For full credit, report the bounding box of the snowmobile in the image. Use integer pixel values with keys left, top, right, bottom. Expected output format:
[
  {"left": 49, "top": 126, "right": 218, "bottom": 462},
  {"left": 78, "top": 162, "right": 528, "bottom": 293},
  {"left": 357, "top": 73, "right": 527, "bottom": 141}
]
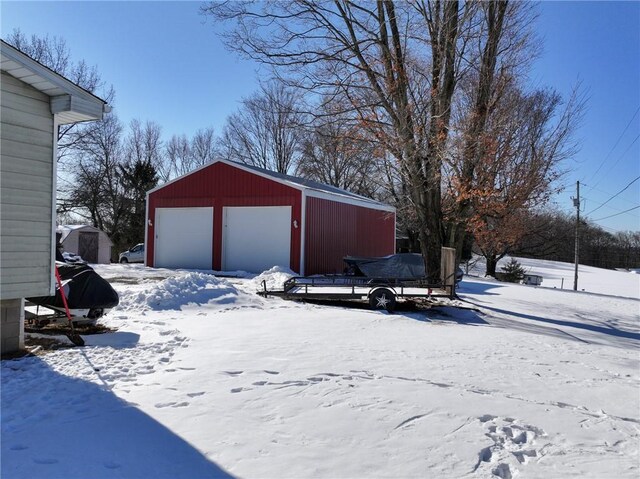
[
  {"left": 26, "top": 261, "right": 119, "bottom": 325},
  {"left": 343, "top": 253, "right": 464, "bottom": 284}
]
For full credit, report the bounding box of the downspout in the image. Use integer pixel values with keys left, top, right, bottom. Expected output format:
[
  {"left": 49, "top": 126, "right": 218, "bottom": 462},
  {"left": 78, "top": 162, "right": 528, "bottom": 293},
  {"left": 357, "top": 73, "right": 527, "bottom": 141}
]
[
  {"left": 144, "top": 191, "right": 150, "bottom": 267},
  {"left": 300, "top": 190, "right": 306, "bottom": 276},
  {"left": 50, "top": 115, "right": 59, "bottom": 295}
]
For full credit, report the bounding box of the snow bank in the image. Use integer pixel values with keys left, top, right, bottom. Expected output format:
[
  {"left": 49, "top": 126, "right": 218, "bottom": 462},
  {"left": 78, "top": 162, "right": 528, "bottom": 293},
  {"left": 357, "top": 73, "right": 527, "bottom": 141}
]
[
  {"left": 250, "top": 266, "right": 296, "bottom": 292},
  {"left": 116, "top": 272, "right": 238, "bottom": 311}
]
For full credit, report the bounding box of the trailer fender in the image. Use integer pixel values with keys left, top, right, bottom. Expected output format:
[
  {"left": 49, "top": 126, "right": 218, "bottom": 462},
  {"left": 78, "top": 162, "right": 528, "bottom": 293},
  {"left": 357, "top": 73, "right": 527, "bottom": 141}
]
[{"left": 368, "top": 287, "right": 396, "bottom": 312}]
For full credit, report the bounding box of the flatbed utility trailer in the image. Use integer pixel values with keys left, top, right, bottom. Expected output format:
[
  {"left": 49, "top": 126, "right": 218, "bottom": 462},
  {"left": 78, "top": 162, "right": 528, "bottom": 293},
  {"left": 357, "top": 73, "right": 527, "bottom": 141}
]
[{"left": 258, "top": 275, "right": 455, "bottom": 312}]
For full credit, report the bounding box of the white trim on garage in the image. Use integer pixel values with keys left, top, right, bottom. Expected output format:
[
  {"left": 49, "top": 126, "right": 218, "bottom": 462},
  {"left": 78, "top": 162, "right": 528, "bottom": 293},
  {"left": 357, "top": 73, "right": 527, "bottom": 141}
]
[{"left": 300, "top": 189, "right": 306, "bottom": 276}]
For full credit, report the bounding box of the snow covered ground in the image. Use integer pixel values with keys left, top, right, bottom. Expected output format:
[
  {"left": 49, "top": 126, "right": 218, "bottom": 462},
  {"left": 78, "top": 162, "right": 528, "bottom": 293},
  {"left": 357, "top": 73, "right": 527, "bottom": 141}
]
[{"left": 2, "top": 260, "right": 638, "bottom": 479}]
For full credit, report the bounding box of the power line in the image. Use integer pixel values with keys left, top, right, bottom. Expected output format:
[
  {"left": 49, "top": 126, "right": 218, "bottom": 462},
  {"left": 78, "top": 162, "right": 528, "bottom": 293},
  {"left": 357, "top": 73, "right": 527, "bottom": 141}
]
[
  {"left": 592, "top": 133, "right": 640, "bottom": 189},
  {"left": 591, "top": 205, "right": 640, "bottom": 222},
  {"left": 582, "top": 184, "right": 640, "bottom": 205},
  {"left": 583, "top": 197, "right": 637, "bottom": 216},
  {"left": 585, "top": 175, "right": 640, "bottom": 216},
  {"left": 586, "top": 105, "right": 640, "bottom": 184}
]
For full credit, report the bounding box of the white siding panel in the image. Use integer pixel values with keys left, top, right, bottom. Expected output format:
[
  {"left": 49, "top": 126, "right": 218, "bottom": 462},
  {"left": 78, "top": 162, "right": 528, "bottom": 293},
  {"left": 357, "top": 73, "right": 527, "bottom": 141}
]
[
  {"left": 0, "top": 236, "right": 51, "bottom": 251},
  {"left": 0, "top": 254, "right": 54, "bottom": 268},
  {"left": 1, "top": 187, "right": 51, "bottom": 206},
  {"left": 1, "top": 122, "right": 53, "bottom": 148},
  {"left": 2, "top": 280, "right": 50, "bottom": 300},
  {"left": 98, "top": 233, "right": 113, "bottom": 264},
  {"left": 1, "top": 171, "right": 53, "bottom": 192},
  {"left": 2, "top": 104, "right": 54, "bottom": 133},
  {"left": 1, "top": 137, "right": 54, "bottom": 162},
  {"left": 1, "top": 203, "right": 53, "bottom": 222},
  {"left": 0, "top": 154, "right": 53, "bottom": 178},
  {"left": 0, "top": 73, "right": 54, "bottom": 300},
  {"left": 1, "top": 220, "right": 51, "bottom": 237}
]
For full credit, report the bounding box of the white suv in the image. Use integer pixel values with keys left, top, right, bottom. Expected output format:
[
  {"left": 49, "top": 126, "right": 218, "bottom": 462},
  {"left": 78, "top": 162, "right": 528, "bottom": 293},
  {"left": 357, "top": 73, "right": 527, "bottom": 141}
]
[{"left": 119, "top": 243, "right": 144, "bottom": 263}]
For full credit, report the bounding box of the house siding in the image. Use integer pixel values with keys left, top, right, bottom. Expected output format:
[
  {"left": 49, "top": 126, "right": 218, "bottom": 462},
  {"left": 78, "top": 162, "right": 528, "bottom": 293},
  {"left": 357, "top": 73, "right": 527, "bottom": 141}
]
[
  {"left": 304, "top": 196, "right": 396, "bottom": 275},
  {"left": 147, "top": 162, "right": 302, "bottom": 271},
  {"left": 0, "top": 72, "right": 54, "bottom": 300}
]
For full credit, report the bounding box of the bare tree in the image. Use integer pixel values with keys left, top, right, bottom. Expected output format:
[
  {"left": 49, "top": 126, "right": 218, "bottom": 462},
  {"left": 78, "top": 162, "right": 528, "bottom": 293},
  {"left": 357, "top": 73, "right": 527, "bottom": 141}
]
[
  {"left": 163, "top": 128, "right": 218, "bottom": 180},
  {"left": 296, "top": 100, "right": 382, "bottom": 196},
  {"left": 191, "top": 127, "right": 217, "bottom": 166},
  {"left": 64, "top": 114, "right": 128, "bottom": 251},
  {"left": 122, "top": 120, "right": 163, "bottom": 245},
  {"left": 165, "top": 134, "right": 193, "bottom": 180},
  {"left": 218, "top": 82, "right": 303, "bottom": 174},
  {"left": 125, "top": 120, "right": 164, "bottom": 167},
  {"left": 202, "top": 0, "right": 476, "bottom": 279}
]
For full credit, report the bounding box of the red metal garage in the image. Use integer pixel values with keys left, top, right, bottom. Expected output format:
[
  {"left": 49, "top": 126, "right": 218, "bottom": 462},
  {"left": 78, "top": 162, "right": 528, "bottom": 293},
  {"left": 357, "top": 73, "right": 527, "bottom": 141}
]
[{"left": 145, "top": 159, "right": 395, "bottom": 275}]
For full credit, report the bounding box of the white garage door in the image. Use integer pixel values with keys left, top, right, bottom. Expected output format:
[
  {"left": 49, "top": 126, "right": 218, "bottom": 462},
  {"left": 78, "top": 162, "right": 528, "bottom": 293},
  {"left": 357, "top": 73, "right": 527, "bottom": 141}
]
[
  {"left": 223, "top": 206, "right": 291, "bottom": 273},
  {"left": 155, "top": 207, "right": 213, "bottom": 269}
]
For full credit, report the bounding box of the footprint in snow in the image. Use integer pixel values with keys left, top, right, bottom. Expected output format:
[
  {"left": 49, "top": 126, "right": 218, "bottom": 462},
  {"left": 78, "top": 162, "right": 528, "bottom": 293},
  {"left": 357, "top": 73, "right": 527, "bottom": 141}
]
[
  {"left": 231, "top": 387, "right": 251, "bottom": 393},
  {"left": 223, "top": 370, "right": 243, "bottom": 376},
  {"left": 10, "top": 444, "right": 28, "bottom": 451},
  {"left": 155, "top": 401, "right": 190, "bottom": 408},
  {"left": 33, "top": 458, "right": 59, "bottom": 465},
  {"left": 473, "top": 415, "right": 545, "bottom": 478},
  {"left": 187, "top": 391, "right": 206, "bottom": 397}
]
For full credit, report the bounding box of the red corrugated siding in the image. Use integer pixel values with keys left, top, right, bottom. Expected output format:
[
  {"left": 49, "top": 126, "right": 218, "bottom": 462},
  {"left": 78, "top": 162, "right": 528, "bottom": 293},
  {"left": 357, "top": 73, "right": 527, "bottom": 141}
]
[
  {"left": 305, "top": 196, "right": 395, "bottom": 275},
  {"left": 147, "top": 162, "right": 302, "bottom": 271}
]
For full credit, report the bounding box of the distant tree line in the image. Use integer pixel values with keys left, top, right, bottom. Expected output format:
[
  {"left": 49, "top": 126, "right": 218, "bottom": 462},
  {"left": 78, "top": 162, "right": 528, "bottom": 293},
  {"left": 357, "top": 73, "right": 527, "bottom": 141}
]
[{"left": 513, "top": 210, "right": 640, "bottom": 271}]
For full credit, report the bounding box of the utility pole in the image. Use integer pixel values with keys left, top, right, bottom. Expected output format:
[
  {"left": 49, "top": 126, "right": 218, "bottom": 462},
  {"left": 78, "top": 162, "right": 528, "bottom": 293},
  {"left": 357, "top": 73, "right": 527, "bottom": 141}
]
[{"left": 572, "top": 181, "right": 580, "bottom": 291}]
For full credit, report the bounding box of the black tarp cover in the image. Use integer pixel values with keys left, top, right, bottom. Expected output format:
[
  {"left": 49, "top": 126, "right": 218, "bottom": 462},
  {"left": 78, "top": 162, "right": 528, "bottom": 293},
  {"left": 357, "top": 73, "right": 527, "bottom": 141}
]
[
  {"left": 28, "top": 262, "right": 119, "bottom": 310},
  {"left": 343, "top": 253, "right": 426, "bottom": 279}
]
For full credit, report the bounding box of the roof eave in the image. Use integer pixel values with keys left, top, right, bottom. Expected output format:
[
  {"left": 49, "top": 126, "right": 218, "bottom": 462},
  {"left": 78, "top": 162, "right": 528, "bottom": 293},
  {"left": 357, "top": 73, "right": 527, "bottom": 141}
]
[{"left": 1, "top": 40, "right": 108, "bottom": 123}]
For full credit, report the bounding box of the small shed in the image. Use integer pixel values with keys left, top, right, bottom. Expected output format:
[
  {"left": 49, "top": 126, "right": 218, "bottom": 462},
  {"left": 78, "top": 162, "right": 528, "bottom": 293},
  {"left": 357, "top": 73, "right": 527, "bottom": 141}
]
[
  {"left": 145, "top": 159, "right": 395, "bottom": 275},
  {"left": 58, "top": 225, "right": 113, "bottom": 264},
  {"left": 522, "top": 274, "right": 543, "bottom": 286}
]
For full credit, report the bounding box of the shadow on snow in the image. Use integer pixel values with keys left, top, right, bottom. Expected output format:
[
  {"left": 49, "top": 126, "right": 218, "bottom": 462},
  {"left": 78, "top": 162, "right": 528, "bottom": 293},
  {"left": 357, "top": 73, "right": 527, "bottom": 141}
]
[
  {"left": 1, "top": 355, "right": 234, "bottom": 479},
  {"left": 465, "top": 301, "right": 639, "bottom": 350}
]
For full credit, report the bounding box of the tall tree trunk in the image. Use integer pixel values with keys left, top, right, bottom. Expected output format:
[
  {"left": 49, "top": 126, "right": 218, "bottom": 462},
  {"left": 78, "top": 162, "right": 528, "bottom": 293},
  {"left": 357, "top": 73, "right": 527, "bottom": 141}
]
[{"left": 485, "top": 254, "right": 498, "bottom": 277}]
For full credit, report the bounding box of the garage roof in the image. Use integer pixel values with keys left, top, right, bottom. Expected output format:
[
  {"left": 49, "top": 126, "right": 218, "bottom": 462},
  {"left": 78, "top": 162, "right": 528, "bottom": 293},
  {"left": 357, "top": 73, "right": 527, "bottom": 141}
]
[
  {"left": 149, "top": 159, "right": 395, "bottom": 212},
  {"left": 1, "top": 40, "right": 109, "bottom": 124}
]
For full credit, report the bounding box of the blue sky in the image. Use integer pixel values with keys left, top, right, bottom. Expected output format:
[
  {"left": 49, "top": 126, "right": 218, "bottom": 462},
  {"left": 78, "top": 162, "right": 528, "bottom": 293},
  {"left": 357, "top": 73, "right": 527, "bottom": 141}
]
[{"left": 2, "top": 1, "right": 639, "bottom": 232}]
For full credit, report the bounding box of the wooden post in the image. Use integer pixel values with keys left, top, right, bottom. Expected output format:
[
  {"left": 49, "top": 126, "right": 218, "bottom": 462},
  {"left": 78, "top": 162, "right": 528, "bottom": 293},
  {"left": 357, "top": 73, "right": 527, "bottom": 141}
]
[
  {"left": 573, "top": 181, "right": 580, "bottom": 291},
  {"left": 440, "top": 247, "right": 456, "bottom": 297}
]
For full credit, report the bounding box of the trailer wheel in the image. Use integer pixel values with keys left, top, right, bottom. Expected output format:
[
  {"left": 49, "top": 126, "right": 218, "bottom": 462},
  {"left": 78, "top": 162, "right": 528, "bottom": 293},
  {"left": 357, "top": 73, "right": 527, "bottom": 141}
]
[{"left": 369, "top": 288, "right": 396, "bottom": 312}]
